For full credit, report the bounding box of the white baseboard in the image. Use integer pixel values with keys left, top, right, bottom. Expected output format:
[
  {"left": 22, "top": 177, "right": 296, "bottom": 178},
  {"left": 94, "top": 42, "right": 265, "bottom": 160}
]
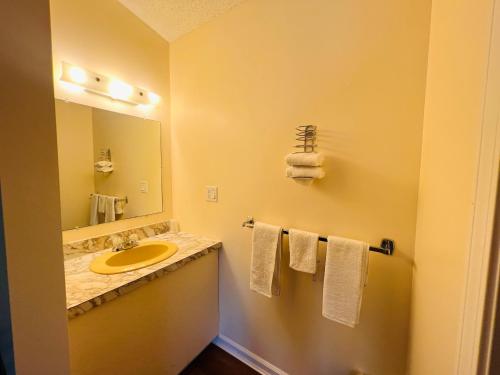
[{"left": 212, "top": 334, "right": 288, "bottom": 375}]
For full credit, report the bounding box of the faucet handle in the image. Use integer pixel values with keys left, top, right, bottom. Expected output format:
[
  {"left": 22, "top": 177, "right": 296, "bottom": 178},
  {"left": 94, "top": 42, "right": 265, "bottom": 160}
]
[{"left": 110, "top": 235, "right": 124, "bottom": 251}]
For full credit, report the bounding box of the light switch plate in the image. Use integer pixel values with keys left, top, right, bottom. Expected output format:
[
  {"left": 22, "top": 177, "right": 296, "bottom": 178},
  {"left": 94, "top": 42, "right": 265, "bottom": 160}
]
[
  {"left": 139, "top": 180, "right": 149, "bottom": 193},
  {"left": 206, "top": 186, "right": 218, "bottom": 202}
]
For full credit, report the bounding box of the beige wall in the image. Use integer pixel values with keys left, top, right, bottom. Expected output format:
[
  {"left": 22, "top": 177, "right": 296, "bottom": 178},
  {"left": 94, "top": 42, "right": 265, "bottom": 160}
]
[
  {"left": 55, "top": 100, "right": 95, "bottom": 229},
  {"left": 93, "top": 108, "right": 163, "bottom": 220},
  {"left": 49, "top": 0, "right": 172, "bottom": 243},
  {"left": 170, "top": 0, "right": 431, "bottom": 373},
  {"left": 408, "top": 0, "right": 496, "bottom": 374},
  {"left": 0, "top": 0, "right": 70, "bottom": 373}
]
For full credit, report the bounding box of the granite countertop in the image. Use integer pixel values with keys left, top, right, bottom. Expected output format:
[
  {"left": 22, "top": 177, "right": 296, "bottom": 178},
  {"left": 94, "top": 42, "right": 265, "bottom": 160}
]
[{"left": 65, "top": 232, "right": 221, "bottom": 319}]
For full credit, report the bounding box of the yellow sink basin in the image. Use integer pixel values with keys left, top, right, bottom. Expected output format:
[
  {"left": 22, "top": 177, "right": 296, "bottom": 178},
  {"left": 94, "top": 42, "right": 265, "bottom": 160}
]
[{"left": 90, "top": 241, "right": 178, "bottom": 275}]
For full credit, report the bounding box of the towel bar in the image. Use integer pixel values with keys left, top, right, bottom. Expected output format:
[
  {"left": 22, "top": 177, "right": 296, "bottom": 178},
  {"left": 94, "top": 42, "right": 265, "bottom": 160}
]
[
  {"left": 89, "top": 193, "right": 128, "bottom": 204},
  {"left": 242, "top": 217, "right": 394, "bottom": 256}
]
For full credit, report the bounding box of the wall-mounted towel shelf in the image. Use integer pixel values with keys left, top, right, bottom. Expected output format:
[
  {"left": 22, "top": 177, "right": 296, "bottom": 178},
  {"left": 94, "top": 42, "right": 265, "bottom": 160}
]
[{"left": 242, "top": 217, "right": 394, "bottom": 256}]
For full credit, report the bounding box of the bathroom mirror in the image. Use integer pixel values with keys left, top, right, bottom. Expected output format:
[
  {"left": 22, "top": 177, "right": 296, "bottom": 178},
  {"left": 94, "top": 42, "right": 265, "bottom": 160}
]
[{"left": 55, "top": 99, "right": 163, "bottom": 230}]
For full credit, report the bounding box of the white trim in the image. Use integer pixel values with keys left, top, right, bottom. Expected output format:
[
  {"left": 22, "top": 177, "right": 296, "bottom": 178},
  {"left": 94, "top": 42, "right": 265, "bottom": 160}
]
[
  {"left": 212, "top": 334, "right": 289, "bottom": 375},
  {"left": 457, "top": 0, "right": 500, "bottom": 373}
]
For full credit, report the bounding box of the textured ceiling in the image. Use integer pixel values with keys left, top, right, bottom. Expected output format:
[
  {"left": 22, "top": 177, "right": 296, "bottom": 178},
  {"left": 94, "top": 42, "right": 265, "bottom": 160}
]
[{"left": 119, "top": 0, "right": 246, "bottom": 42}]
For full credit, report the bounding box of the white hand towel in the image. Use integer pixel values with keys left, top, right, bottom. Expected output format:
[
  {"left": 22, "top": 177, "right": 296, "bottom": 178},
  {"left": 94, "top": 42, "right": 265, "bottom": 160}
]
[
  {"left": 250, "top": 222, "right": 282, "bottom": 297},
  {"left": 89, "top": 194, "right": 99, "bottom": 225},
  {"left": 286, "top": 166, "right": 325, "bottom": 179},
  {"left": 285, "top": 152, "right": 324, "bottom": 167},
  {"left": 104, "top": 196, "right": 116, "bottom": 223},
  {"left": 114, "top": 199, "right": 126, "bottom": 215},
  {"left": 97, "top": 194, "right": 106, "bottom": 214},
  {"left": 322, "top": 236, "right": 369, "bottom": 327},
  {"left": 289, "top": 229, "right": 319, "bottom": 274}
]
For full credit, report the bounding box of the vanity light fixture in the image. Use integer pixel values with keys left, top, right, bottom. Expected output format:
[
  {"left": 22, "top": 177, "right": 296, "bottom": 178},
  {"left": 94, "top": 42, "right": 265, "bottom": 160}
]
[{"left": 59, "top": 62, "right": 160, "bottom": 106}]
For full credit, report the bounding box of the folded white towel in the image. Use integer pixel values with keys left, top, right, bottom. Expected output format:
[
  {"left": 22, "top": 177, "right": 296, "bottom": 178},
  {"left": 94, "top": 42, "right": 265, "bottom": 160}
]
[
  {"left": 97, "top": 166, "right": 114, "bottom": 173},
  {"left": 286, "top": 166, "right": 325, "bottom": 179},
  {"left": 95, "top": 160, "right": 114, "bottom": 173},
  {"left": 285, "top": 152, "right": 324, "bottom": 167},
  {"left": 322, "top": 236, "right": 369, "bottom": 327},
  {"left": 289, "top": 229, "right": 319, "bottom": 274},
  {"left": 104, "top": 196, "right": 116, "bottom": 223},
  {"left": 94, "top": 160, "right": 113, "bottom": 168},
  {"left": 89, "top": 194, "right": 99, "bottom": 225},
  {"left": 250, "top": 222, "right": 282, "bottom": 297}
]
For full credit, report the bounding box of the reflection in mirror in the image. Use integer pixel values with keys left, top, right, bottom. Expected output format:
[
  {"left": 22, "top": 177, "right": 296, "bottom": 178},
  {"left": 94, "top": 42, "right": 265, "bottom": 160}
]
[{"left": 55, "top": 99, "right": 163, "bottom": 230}]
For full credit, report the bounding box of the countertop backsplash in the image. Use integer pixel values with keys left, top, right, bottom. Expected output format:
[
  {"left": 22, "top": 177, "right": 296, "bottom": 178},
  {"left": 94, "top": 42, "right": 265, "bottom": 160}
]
[{"left": 62, "top": 221, "right": 170, "bottom": 260}]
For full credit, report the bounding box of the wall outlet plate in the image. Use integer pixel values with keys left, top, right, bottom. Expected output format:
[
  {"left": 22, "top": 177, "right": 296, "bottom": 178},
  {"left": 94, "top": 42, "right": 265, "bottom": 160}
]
[{"left": 206, "top": 186, "right": 218, "bottom": 202}]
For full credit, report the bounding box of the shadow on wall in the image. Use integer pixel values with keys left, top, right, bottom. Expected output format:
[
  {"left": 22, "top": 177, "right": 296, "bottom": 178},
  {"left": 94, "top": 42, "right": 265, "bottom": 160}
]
[{"left": 0, "top": 187, "right": 14, "bottom": 374}]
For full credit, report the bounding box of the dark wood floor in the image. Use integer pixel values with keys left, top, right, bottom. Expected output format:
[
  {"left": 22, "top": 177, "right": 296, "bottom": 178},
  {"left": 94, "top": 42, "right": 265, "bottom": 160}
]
[{"left": 180, "top": 344, "right": 259, "bottom": 375}]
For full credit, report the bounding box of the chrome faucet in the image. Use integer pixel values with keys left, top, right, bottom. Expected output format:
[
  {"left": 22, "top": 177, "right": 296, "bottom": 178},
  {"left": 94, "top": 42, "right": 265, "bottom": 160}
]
[{"left": 111, "top": 234, "right": 139, "bottom": 252}]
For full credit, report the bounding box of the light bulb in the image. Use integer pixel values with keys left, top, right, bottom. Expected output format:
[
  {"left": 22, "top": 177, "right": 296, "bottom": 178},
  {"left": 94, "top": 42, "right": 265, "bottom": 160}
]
[
  {"left": 68, "top": 66, "right": 87, "bottom": 84},
  {"left": 108, "top": 80, "right": 133, "bottom": 100},
  {"left": 148, "top": 92, "right": 161, "bottom": 105}
]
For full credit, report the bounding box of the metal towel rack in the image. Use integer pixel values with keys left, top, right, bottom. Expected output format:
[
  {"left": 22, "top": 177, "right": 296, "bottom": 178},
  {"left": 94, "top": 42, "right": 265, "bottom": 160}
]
[
  {"left": 242, "top": 217, "right": 394, "bottom": 256},
  {"left": 295, "top": 125, "right": 317, "bottom": 153},
  {"left": 90, "top": 193, "right": 128, "bottom": 203}
]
